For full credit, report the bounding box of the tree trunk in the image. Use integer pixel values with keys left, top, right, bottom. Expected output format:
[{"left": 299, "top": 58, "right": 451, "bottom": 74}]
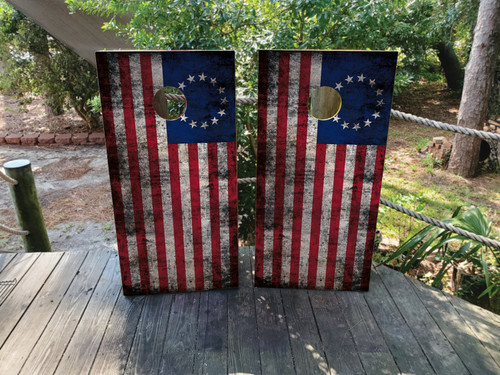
[
  {"left": 448, "top": 0, "right": 500, "bottom": 177},
  {"left": 435, "top": 41, "right": 464, "bottom": 91}
]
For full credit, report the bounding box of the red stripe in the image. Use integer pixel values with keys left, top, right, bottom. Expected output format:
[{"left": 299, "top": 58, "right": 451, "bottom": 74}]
[
  {"left": 325, "top": 144, "right": 346, "bottom": 289},
  {"left": 307, "top": 143, "right": 327, "bottom": 289},
  {"left": 271, "top": 52, "right": 290, "bottom": 287},
  {"left": 140, "top": 53, "right": 169, "bottom": 293},
  {"left": 168, "top": 144, "right": 187, "bottom": 292},
  {"left": 118, "top": 53, "right": 151, "bottom": 294},
  {"left": 289, "top": 52, "right": 312, "bottom": 288},
  {"left": 360, "top": 145, "right": 386, "bottom": 290},
  {"left": 342, "top": 145, "right": 367, "bottom": 290},
  {"left": 227, "top": 142, "right": 239, "bottom": 287},
  {"left": 188, "top": 143, "right": 204, "bottom": 291},
  {"left": 254, "top": 51, "right": 269, "bottom": 286},
  {"left": 96, "top": 53, "right": 132, "bottom": 295},
  {"left": 208, "top": 143, "right": 222, "bottom": 289}
]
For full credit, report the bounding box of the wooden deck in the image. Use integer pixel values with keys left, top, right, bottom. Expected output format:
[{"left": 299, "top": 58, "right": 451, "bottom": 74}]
[{"left": 0, "top": 247, "right": 499, "bottom": 375}]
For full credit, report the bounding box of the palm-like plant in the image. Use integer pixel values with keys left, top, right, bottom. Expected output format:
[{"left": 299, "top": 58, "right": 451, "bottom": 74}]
[{"left": 384, "top": 206, "right": 499, "bottom": 304}]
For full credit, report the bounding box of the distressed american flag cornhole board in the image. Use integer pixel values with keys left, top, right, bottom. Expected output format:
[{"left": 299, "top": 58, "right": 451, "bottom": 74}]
[
  {"left": 96, "top": 51, "right": 238, "bottom": 295},
  {"left": 255, "top": 50, "right": 397, "bottom": 290}
]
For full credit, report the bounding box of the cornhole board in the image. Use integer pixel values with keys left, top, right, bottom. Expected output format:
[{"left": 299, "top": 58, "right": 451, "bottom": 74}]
[
  {"left": 96, "top": 51, "right": 238, "bottom": 295},
  {"left": 255, "top": 50, "right": 397, "bottom": 290}
]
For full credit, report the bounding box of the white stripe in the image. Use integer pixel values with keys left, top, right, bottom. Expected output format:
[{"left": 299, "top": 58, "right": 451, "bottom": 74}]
[
  {"left": 280, "top": 52, "right": 301, "bottom": 286},
  {"left": 351, "top": 145, "right": 377, "bottom": 289},
  {"left": 108, "top": 53, "right": 141, "bottom": 292},
  {"left": 334, "top": 144, "right": 357, "bottom": 289},
  {"left": 315, "top": 144, "right": 337, "bottom": 289},
  {"left": 151, "top": 53, "right": 178, "bottom": 291},
  {"left": 198, "top": 143, "right": 213, "bottom": 289},
  {"left": 129, "top": 54, "right": 159, "bottom": 293},
  {"left": 262, "top": 51, "right": 280, "bottom": 284},
  {"left": 178, "top": 143, "right": 196, "bottom": 291},
  {"left": 298, "top": 52, "right": 322, "bottom": 288},
  {"left": 218, "top": 143, "right": 231, "bottom": 287}
]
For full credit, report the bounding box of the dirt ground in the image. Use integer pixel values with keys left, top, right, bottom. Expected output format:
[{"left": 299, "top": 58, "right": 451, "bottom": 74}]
[{"left": 0, "top": 84, "right": 498, "bottom": 254}]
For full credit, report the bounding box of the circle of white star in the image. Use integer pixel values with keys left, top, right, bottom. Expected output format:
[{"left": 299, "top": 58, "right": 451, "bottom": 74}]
[
  {"left": 173, "top": 73, "right": 230, "bottom": 130},
  {"left": 329, "top": 72, "right": 387, "bottom": 132}
]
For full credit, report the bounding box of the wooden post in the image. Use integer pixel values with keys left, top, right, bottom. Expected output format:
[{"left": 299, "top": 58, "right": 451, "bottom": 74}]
[{"left": 3, "top": 159, "right": 51, "bottom": 252}]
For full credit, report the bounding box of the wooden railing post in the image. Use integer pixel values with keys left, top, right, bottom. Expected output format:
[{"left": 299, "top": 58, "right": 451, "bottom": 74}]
[{"left": 3, "top": 159, "right": 51, "bottom": 252}]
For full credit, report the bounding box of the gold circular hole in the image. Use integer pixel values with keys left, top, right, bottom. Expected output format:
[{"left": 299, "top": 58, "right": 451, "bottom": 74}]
[
  {"left": 153, "top": 86, "right": 187, "bottom": 120},
  {"left": 308, "top": 86, "right": 342, "bottom": 120}
]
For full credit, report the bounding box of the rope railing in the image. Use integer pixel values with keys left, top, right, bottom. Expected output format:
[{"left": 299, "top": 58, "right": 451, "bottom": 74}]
[
  {"left": 0, "top": 170, "right": 17, "bottom": 185},
  {"left": 0, "top": 223, "right": 29, "bottom": 236},
  {"left": 237, "top": 177, "right": 500, "bottom": 249},
  {"left": 390, "top": 109, "right": 500, "bottom": 141}
]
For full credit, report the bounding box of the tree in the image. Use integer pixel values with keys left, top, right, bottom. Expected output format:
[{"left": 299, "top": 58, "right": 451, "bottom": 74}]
[
  {"left": 448, "top": 0, "right": 500, "bottom": 177},
  {"left": 0, "top": 1, "right": 101, "bottom": 128}
]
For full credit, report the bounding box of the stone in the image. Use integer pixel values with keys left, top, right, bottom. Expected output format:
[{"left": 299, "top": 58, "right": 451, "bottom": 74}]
[
  {"left": 433, "top": 136, "right": 445, "bottom": 144},
  {"left": 72, "top": 133, "right": 89, "bottom": 145},
  {"left": 55, "top": 134, "right": 72, "bottom": 145},
  {"left": 0, "top": 133, "right": 8, "bottom": 145},
  {"left": 89, "top": 132, "right": 105, "bottom": 144},
  {"left": 21, "top": 133, "right": 40, "bottom": 145},
  {"left": 5, "top": 134, "right": 22, "bottom": 144},
  {"left": 38, "top": 133, "right": 56, "bottom": 145}
]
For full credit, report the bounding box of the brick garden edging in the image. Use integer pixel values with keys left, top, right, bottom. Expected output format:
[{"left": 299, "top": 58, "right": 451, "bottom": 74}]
[{"left": 0, "top": 132, "right": 105, "bottom": 146}]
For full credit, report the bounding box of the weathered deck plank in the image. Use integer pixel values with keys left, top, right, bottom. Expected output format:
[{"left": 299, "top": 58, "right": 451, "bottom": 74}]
[
  {"left": 376, "top": 264, "right": 469, "bottom": 375},
  {"left": 0, "top": 248, "right": 499, "bottom": 375},
  {"left": 158, "top": 292, "right": 201, "bottom": 374},
  {"left": 408, "top": 276, "right": 500, "bottom": 375},
  {"left": 0, "top": 252, "right": 59, "bottom": 348},
  {"left": 124, "top": 294, "right": 173, "bottom": 374},
  {"left": 337, "top": 291, "right": 401, "bottom": 375},
  {"left": 0, "top": 251, "right": 88, "bottom": 374},
  {"left": 22, "top": 251, "right": 111, "bottom": 375},
  {"left": 281, "top": 288, "right": 329, "bottom": 374},
  {"left": 446, "top": 292, "right": 500, "bottom": 367},
  {"left": 53, "top": 253, "right": 121, "bottom": 375},
  {"left": 309, "top": 290, "right": 365, "bottom": 374},
  {"left": 227, "top": 247, "right": 261, "bottom": 375},
  {"left": 365, "top": 269, "right": 435, "bottom": 374}
]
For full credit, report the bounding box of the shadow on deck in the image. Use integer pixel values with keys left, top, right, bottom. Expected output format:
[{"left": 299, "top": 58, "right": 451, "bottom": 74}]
[{"left": 0, "top": 247, "right": 499, "bottom": 374}]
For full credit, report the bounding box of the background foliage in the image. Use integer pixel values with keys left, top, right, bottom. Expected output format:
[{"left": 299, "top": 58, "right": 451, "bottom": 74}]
[{"left": 0, "top": 0, "right": 100, "bottom": 128}]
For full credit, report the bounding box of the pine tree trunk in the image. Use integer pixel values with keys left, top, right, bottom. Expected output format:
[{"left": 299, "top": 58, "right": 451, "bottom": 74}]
[{"left": 448, "top": 0, "right": 500, "bottom": 177}]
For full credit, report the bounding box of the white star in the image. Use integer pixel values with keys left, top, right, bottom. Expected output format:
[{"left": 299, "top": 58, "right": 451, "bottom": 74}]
[
  {"left": 220, "top": 97, "right": 228, "bottom": 105},
  {"left": 332, "top": 115, "right": 341, "bottom": 123},
  {"left": 201, "top": 121, "right": 209, "bottom": 129},
  {"left": 335, "top": 82, "right": 343, "bottom": 90},
  {"left": 376, "top": 88, "right": 383, "bottom": 96},
  {"left": 369, "top": 79, "right": 376, "bottom": 87},
  {"left": 218, "top": 108, "right": 226, "bottom": 116},
  {"left": 210, "top": 77, "right": 217, "bottom": 86},
  {"left": 357, "top": 73, "right": 365, "bottom": 82},
  {"left": 218, "top": 86, "right": 225, "bottom": 94},
  {"left": 198, "top": 73, "right": 206, "bottom": 81},
  {"left": 345, "top": 75, "right": 353, "bottom": 84},
  {"left": 377, "top": 99, "right": 385, "bottom": 107},
  {"left": 187, "top": 75, "right": 195, "bottom": 83},
  {"left": 180, "top": 114, "right": 188, "bottom": 122},
  {"left": 178, "top": 82, "right": 186, "bottom": 90},
  {"left": 372, "top": 111, "right": 380, "bottom": 119},
  {"left": 189, "top": 120, "right": 197, "bottom": 128},
  {"left": 364, "top": 119, "right": 372, "bottom": 127},
  {"left": 211, "top": 117, "right": 219, "bottom": 125},
  {"left": 353, "top": 123, "right": 361, "bottom": 131},
  {"left": 341, "top": 121, "right": 349, "bottom": 129}
]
